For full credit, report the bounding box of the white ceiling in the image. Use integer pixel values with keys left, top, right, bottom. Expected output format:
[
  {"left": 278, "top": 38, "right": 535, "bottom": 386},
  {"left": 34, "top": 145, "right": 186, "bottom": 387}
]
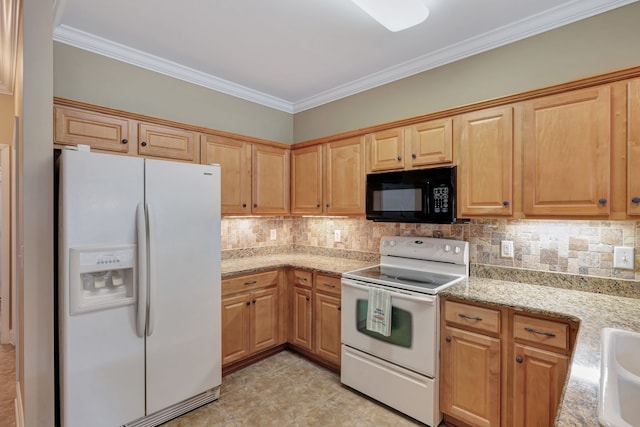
[{"left": 52, "top": 0, "right": 637, "bottom": 113}]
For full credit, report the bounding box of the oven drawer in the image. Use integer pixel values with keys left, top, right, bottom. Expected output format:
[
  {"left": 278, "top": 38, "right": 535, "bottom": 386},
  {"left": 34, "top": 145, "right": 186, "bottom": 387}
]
[
  {"left": 444, "top": 300, "right": 501, "bottom": 334},
  {"left": 513, "top": 314, "right": 568, "bottom": 352}
]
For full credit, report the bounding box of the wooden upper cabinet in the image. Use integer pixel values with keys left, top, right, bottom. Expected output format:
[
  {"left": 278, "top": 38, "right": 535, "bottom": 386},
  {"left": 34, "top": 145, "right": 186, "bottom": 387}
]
[
  {"left": 324, "top": 136, "right": 365, "bottom": 215},
  {"left": 291, "top": 145, "right": 323, "bottom": 215},
  {"left": 368, "top": 128, "right": 405, "bottom": 172},
  {"left": 628, "top": 79, "right": 640, "bottom": 216},
  {"left": 523, "top": 86, "right": 611, "bottom": 216},
  {"left": 54, "top": 106, "right": 132, "bottom": 154},
  {"left": 456, "top": 106, "right": 514, "bottom": 217},
  {"left": 138, "top": 122, "right": 198, "bottom": 162},
  {"left": 252, "top": 144, "right": 290, "bottom": 215},
  {"left": 201, "top": 134, "right": 252, "bottom": 215},
  {"left": 405, "top": 118, "right": 453, "bottom": 167}
]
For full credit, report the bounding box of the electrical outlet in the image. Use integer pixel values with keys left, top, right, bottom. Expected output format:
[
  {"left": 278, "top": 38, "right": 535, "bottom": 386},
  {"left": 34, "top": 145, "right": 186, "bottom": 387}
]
[
  {"left": 334, "top": 230, "right": 341, "bottom": 242},
  {"left": 613, "top": 246, "right": 634, "bottom": 269},
  {"left": 501, "top": 240, "right": 514, "bottom": 258},
  {"left": 270, "top": 229, "right": 277, "bottom": 240}
]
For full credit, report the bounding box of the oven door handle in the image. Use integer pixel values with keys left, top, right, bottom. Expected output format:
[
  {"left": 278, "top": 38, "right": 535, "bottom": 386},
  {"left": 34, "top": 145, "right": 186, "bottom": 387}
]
[{"left": 341, "top": 280, "right": 437, "bottom": 305}]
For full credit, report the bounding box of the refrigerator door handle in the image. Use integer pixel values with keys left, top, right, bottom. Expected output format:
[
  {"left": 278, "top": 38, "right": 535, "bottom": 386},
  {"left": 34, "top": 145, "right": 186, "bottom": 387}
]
[
  {"left": 135, "top": 202, "right": 148, "bottom": 338},
  {"left": 146, "top": 203, "right": 157, "bottom": 337}
]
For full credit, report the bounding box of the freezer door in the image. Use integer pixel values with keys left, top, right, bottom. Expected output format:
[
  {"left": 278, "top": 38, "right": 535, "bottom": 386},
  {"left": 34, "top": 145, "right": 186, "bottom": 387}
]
[
  {"left": 58, "top": 150, "right": 145, "bottom": 427},
  {"left": 144, "top": 159, "right": 221, "bottom": 414}
]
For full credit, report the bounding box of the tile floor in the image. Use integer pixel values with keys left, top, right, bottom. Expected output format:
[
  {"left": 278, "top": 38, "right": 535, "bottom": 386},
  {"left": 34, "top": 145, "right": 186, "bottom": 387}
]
[
  {"left": 162, "top": 351, "right": 424, "bottom": 427},
  {"left": 0, "top": 343, "right": 16, "bottom": 427}
]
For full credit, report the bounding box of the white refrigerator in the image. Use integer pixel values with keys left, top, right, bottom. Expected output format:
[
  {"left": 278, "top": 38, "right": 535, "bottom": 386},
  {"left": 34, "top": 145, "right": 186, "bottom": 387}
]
[{"left": 58, "top": 149, "right": 221, "bottom": 427}]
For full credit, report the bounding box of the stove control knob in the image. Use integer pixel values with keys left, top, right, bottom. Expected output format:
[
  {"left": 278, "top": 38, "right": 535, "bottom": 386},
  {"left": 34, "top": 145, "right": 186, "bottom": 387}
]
[
  {"left": 389, "top": 240, "right": 396, "bottom": 246},
  {"left": 454, "top": 246, "right": 462, "bottom": 254},
  {"left": 444, "top": 244, "right": 452, "bottom": 252},
  {"left": 382, "top": 240, "right": 389, "bottom": 247}
]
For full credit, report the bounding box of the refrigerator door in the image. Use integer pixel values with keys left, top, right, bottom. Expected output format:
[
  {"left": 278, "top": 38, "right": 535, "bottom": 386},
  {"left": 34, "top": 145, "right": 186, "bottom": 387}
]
[
  {"left": 144, "top": 159, "right": 221, "bottom": 414},
  {"left": 58, "top": 150, "right": 145, "bottom": 427}
]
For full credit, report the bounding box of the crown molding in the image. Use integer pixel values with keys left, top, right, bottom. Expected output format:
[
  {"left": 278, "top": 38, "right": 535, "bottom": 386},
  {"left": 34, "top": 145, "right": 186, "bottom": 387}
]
[
  {"left": 53, "top": 0, "right": 636, "bottom": 113},
  {"left": 0, "top": 0, "right": 20, "bottom": 95}
]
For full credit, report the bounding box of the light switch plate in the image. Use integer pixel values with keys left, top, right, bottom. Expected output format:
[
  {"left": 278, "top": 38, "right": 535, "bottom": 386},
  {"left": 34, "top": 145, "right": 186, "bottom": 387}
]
[
  {"left": 501, "top": 240, "right": 514, "bottom": 258},
  {"left": 613, "top": 246, "right": 634, "bottom": 269}
]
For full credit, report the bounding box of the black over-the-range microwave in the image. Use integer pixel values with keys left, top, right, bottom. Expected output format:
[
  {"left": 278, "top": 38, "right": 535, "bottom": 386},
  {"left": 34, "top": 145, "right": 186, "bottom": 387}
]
[{"left": 366, "top": 166, "right": 458, "bottom": 224}]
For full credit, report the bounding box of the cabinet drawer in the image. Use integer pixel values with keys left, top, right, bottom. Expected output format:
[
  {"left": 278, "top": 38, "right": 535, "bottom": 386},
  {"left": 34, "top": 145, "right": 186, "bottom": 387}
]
[
  {"left": 444, "top": 300, "right": 501, "bottom": 334},
  {"left": 222, "top": 270, "right": 278, "bottom": 296},
  {"left": 513, "top": 314, "right": 568, "bottom": 352},
  {"left": 315, "top": 273, "right": 341, "bottom": 296},
  {"left": 292, "top": 269, "right": 312, "bottom": 287}
]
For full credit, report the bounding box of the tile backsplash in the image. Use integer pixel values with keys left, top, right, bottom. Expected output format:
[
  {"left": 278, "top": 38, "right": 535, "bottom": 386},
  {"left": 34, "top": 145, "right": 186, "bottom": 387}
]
[{"left": 221, "top": 217, "right": 640, "bottom": 281}]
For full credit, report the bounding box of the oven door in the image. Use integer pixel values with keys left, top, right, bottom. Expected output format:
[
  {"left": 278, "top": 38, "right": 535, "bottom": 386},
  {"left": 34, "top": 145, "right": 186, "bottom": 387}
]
[{"left": 341, "top": 277, "right": 438, "bottom": 377}]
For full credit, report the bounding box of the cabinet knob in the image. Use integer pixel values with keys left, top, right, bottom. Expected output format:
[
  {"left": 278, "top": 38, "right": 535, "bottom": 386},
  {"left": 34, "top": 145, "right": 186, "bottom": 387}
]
[
  {"left": 411, "top": 153, "right": 416, "bottom": 159},
  {"left": 632, "top": 197, "right": 640, "bottom": 204},
  {"left": 397, "top": 156, "right": 402, "bottom": 161},
  {"left": 121, "top": 138, "right": 128, "bottom": 144},
  {"left": 337, "top": 306, "right": 341, "bottom": 311},
  {"left": 503, "top": 200, "right": 509, "bottom": 206},
  {"left": 252, "top": 299, "right": 256, "bottom": 304},
  {"left": 246, "top": 301, "right": 250, "bottom": 306},
  {"left": 141, "top": 141, "right": 147, "bottom": 147},
  {"left": 326, "top": 204, "right": 330, "bottom": 208},
  {"left": 242, "top": 203, "right": 247, "bottom": 208},
  {"left": 599, "top": 198, "right": 607, "bottom": 205},
  {"left": 516, "top": 356, "right": 523, "bottom": 364},
  {"left": 445, "top": 336, "right": 451, "bottom": 343},
  {"left": 316, "top": 204, "right": 321, "bottom": 208},
  {"left": 305, "top": 296, "right": 310, "bottom": 302},
  {"left": 253, "top": 204, "right": 257, "bottom": 208}
]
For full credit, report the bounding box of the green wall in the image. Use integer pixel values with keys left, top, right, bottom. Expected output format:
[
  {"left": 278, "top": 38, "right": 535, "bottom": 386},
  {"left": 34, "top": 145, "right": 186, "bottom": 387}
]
[
  {"left": 293, "top": 2, "right": 640, "bottom": 142},
  {"left": 53, "top": 43, "right": 294, "bottom": 144}
]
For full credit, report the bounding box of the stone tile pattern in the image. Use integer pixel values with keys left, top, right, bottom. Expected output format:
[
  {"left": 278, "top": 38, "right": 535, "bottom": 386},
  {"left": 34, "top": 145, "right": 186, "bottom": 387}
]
[
  {"left": 222, "top": 216, "right": 639, "bottom": 281},
  {"left": 161, "top": 350, "right": 421, "bottom": 427},
  {"left": 0, "top": 344, "right": 16, "bottom": 427}
]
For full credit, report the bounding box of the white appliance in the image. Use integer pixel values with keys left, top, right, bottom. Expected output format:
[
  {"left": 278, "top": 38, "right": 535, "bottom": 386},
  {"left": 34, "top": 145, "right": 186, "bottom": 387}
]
[
  {"left": 58, "top": 148, "right": 222, "bottom": 427},
  {"left": 341, "top": 236, "right": 469, "bottom": 427}
]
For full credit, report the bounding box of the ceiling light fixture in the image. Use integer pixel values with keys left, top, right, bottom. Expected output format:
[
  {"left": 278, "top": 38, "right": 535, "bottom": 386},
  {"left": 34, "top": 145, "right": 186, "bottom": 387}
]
[{"left": 351, "top": 0, "right": 429, "bottom": 32}]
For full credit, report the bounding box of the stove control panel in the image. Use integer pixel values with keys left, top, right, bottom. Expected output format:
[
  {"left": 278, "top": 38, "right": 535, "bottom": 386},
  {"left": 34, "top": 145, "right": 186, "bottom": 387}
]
[{"left": 380, "top": 236, "right": 469, "bottom": 265}]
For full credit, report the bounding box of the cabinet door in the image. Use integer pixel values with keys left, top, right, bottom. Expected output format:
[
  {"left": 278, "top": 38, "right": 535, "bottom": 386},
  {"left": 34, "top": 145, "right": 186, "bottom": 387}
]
[
  {"left": 54, "top": 106, "right": 132, "bottom": 154},
  {"left": 201, "top": 134, "right": 252, "bottom": 215},
  {"left": 291, "top": 145, "right": 323, "bottom": 215},
  {"left": 251, "top": 287, "right": 279, "bottom": 353},
  {"left": 512, "top": 344, "right": 568, "bottom": 427},
  {"left": 368, "top": 128, "right": 404, "bottom": 172},
  {"left": 252, "top": 145, "right": 290, "bottom": 215},
  {"left": 441, "top": 325, "right": 501, "bottom": 427},
  {"left": 628, "top": 79, "right": 640, "bottom": 215},
  {"left": 138, "top": 122, "right": 198, "bottom": 162},
  {"left": 314, "top": 292, "right": 341, "bottom": 366},
  {"left": 291, "top": 286, "right": 313, "bottom": 351},
  {"left": 406, "top": 118, "right": 453, "bottom": 167},
  {"left": 324, "top": 136, "right": 365, "bottom": 215},
  {"left": 457, "top": 106, "right": 513, "bottom": 217},
  {"left": 523, "top": 86, "right": 611, "bottom": 216},
  {"left": 221, "top": 293, "right": 251, "bottom": 365}
]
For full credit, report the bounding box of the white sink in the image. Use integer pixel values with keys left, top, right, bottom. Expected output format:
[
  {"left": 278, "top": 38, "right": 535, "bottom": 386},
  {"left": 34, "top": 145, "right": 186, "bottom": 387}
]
[{"left": 599, "top": 328, "right": 640, "bottom": 427}]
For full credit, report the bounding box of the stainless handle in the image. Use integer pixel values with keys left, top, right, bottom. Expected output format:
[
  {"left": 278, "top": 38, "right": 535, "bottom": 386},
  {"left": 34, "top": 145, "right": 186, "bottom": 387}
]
[
  {"left": 524, "top": 326, "right": 556, "bottom": 337},
  {"left": 458, "top": 313, "right": 483, "bottom": 321},
  {"left": 244, "top": 280, "right": 258, "bottom": 285},
  {"left": 135, "top": 203, "right": 148, "bottom": 338},
  {"left": 146, "top": 203, "right": 157, "bottom": 337}
]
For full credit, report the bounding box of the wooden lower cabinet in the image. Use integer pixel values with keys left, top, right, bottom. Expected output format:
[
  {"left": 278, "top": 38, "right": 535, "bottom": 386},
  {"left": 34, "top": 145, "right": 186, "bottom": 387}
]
[
  {"left": 314, "top": 292, "right": 341, "bottom": 366},
  {"left": 441, "top": 298, "right": 576, "bottom": 427},
  {"left": 291, "top": 285, "right": 313, "bottom": 351},
  {"left": 221, "top": 271, "right": 280, "bottom": 367}
]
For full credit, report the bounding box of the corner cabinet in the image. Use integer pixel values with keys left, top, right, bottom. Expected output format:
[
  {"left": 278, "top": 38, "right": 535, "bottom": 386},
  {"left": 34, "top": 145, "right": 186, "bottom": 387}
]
[
  {"left": 456, "top": 106, "right": 514, "bottom": 217},
  {"left": 628, "top": 78, "right": 640, "bottom": 215},
  {"left": 522, "top": 86, "right": 611, "bottom": 216},
  {"left": 201, "top": 134, "right": 290, "bottom": 215}
]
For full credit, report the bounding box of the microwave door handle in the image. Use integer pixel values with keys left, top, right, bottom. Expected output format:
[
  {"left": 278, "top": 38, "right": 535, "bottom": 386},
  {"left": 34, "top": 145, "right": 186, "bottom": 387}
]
[{"left": 424, "top": 181, "right": 431, "bottom": 215}]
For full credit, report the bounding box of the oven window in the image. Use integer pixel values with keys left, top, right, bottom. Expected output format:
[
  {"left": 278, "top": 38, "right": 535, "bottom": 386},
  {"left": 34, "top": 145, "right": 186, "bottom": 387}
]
[
  {"left": 355, "top": 299, "right": 412, "bottom": 348},
  {"left": 372, "top": 188, "right": 422, "bottom": 212}
]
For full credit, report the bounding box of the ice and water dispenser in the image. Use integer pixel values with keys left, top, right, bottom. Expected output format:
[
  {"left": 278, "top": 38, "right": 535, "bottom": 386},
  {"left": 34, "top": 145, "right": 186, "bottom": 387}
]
[{"left": 68, "top": 245, "right": 136, "bottom": 315}]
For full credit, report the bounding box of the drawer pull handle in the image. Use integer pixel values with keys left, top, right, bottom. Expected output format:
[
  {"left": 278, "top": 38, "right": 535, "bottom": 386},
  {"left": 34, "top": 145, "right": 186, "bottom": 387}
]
[
  {"left": 296, "top": 276, "right": 308, "bottom": 282},
  {"left": 323, "top": 283, "right": 336, "bottom": 288},
  {"left": 524, "top": 326, "right": 556, "bottom": 337},
  {"left": 243, "top": 280, "right": 258, "bottom": 285},
  {"left": 458, "top": 313, "right": 483, "bottom": 321}
]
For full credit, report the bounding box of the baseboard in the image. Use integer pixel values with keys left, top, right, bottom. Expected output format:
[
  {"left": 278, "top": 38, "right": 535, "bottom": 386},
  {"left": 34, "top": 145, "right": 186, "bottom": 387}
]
[{"left": 15, "top": 381, "right": 24, "bottom": 427}]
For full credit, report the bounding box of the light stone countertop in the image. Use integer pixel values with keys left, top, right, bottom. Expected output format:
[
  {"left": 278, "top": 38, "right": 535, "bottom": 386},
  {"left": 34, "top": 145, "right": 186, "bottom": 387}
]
[{"left": 221, "top": 255, "right": 640, "bottom": 426}]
